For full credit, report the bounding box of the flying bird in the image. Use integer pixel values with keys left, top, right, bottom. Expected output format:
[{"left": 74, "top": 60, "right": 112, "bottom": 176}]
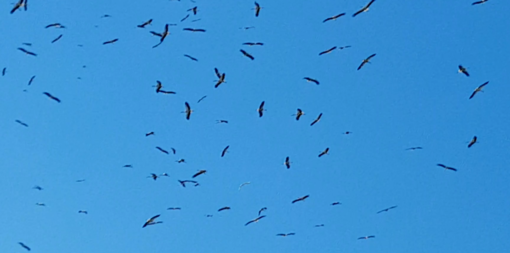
[
  {"left": 284, "top": 156, "right": 291, "bottom": 169},
  {"left": 310, "top": 113, "right": 323, "bottom": 126},
  {"left": 294, "top": 108, "right": 304, "bottom": 120},
  {"left": 377, "top": 205, "right": 397, "bottom": 214},
  {"left": 239, "top": 182, "right": 251, "bottom": 190},
  {"left": 357, "top": 53, "right": 376, "bottom": 70},
  {"left": 15, "top": 120, "right": 29, "bottom": 127},
  {"left": 2, "top": 68, "right": 5, "bottom": 76},
  {"left": 214, "top": 68, "right": 226, "bottom": 88},
  {"left": 45, "top": 23, "right": 65, "bottom": 29},
  {"left": 292, "top": 195, "right": 309, "bottom": 204},
  {"left": 353, "top": 0, "right": 376, "bottom": 17},
  {"left": 32, "top": 186, "right": 43, "bottom": 190},
  {"left": 18, "top": 242, "right": 31, "bottom": 251},
  {"left": 78, "top": 210, "right": 88, "bottom": 214},
  {"left": 178, "top": 180, "right": 198, "bottom": 188},
  {"left": 152, "top": 24, "right": 170, "bottom": 48},
  {"left": 156, "top": 146, "right": 169, "bottom": 154},
  {"left": 183, "top": 28, "right": 206, "bottom": 32},
  {"left": 102, "top": 38, "right": 118, "bottom": 45},
  {"left": 469, "top": 81, "right": 488, "bottom": 99},
  {"left": 323, "top": 13, "right": 346, "bottom": 23},
  {"left": 437, "top": 163, "right": 457, "bottom": 172},
  {"left": 192, "top": 170, "right": 207, "bottom": 178},
  {"left": 218, "top": 207, "right": 231, "bottom": 212},
  {"left": 458, "top": 65, "right": 469, "bottom": 77},
  {"left": 318, "top": 148, "right": 329, "bottom": 157},
  {"left": 258, "top": 207, "right": 267, "bottom": 216},
  {"left": 277, "top": 233, "right": 296, "bottom": 237},
  {"left": 51, "top": 34, "right": 63, "bottom": 43},
  {"left": 331, "top": 202, "right": 341, "bottom": 206},
  {"left": 137, "top": 19, "right": 152, "bottom": 28},
  {"left": 18, "top": 48, "right": 37, "bottom": 56},
  {"left": 468, "top": 136, "right": 478, "bottom": 148},
  {"left": 243, "top": 42, "right": 264, "bottom": 46},
  {"left": 472, "top": 0, "right": 488, "bottom": 5},
  {"left": 36, "top": 203, "right": 46, "bottom": 206},
  {"left": 197, "top": 95, "right": 207, "bottom": 103},
  {"left": 188, "top": 6, "right": 198, "bottom": 15},
  {"left": 258, "top": 101, "right": 265, "bottom": 117},
  {"left": 304, "top": 77, "right": 320, "bottom": 85},
  {"left": 10, "top": 0, "right": 27, "bottom": 14},
  {"left": 123, "top": 164, "right": 133, "bottom": 168},
  {"left": 217, "top": 120, "right": 229, "bottom": 124},
  {"left": 254, "top": 2, "right": 262, "bottom": 17},
  {"left": 358, "top": 235, "right": 375, "bottom": 240},
  {"left": 184, "top": 54, "right": 198, "bottom": 61},
  {"left": 405, "top": 147, "right": 423, "bottom": 151},
  {"left": 184, "top": 102, "right": 193, "bottom": 120},
  {"left": 319, "top": 46, "right": 337, "bottom": 56},
  {"left": 142, "top": 214, "right": 162, "bottom": 228},
  {"left": 145, "top": 131, "right": 154, "bottom": 137},
  {"left": 167, "top": 207, "right": 181, "bottom": 211},
  {"left": 221, "top": 145, "right": 230, "bottom": 157},
  {"left": 245, "top": 215, "right": 266, "bottom": 226},
  {"left": 176, "top": 159, "right": 186, "bottom": 163},
  {"left": 43, "top": 92, "right": 61, "bottom": 103},
  {"left": 27, "top": 75, "right": 36, "bottom": 85},
  {"left": 239, "top": 49, "right": 254, "bottom": 60}
]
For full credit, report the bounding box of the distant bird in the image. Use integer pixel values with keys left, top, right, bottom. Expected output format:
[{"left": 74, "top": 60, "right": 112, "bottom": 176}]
[
  {"left": 43, "top": 92, "right": 61, "bottom": 103},
  {"left": 2, "top": 68, "right": 5, "bottom": 76},
  {"left": 377, "top": 205, "right": 397, "bottom": 214},
  {"left": 310, "top": 113, "right": 323, "bottom": 126},
  {"left": 437, "top": 163, "right": 457, "bottom": 172},
  {"left": 239, "top": 182, "right": 251, "bottom": 190},
  {"left": 183, "top": 28, "right": 206, "bottom": 32},
  {"left": 148, "top": 173, "right": 159, "bottom": 180},
  {"left": 344, "top": 131, "right": 352, "bottom": 135},
  {"left": 339, "top": 45, "right": 352, "bottom": 50},
  {"left": 176, "top": 159, "right": 186, "bottom": 163},
  {"left": 258, "top": 207, "right": 267, "bottom": 216},
  {"left": 167, "top": 207, "right": 181, "bottom": 211},
  {"left": 18, "top": 48, "right": 37, "bottom": 56},
  {"left": 217, "top": 120, "right": 229, "bottom": 124},
  {"left": 284, "top": 156, "right": 291, "bottom": 169},
  {"left": 100, "top": 14, "right": 111, "bottom": 18},
  {"left": 277, "top": 233, "right": 296, "bottom": 237},
  {"left": 192, "top": 170, "right": 207, "bottom": 178},
  {"left": 468, "top": 136, "right": 478, "bottom": 148},
  {"left": 78, "top": 210, "right": 88, "bottom": 214},
  {"left": 10, "top": 0, "right": 27, "bottom": 14},
  {"left": 469, "top": 81, "right": 488, "bottom": 99},
  {"left": 51, "top": 34, "right": 63, "bottom": 43},
  {"left": 292, "top": 195, "right": 309, "bottom": 204},
  {"left": 151, "top": 24, "right": 170, "bottom": 48},
  {"left": 258, "top": 101, "right": 265, "bottom": 117},
  {"left": 32, "top": 186, "right": 43, "bottom": 190},
  {"left": 145, "top": 131, "right": 155, "bottom": 137},
  {"left": 331, "top": 202, "right": 341, "bottom": 206},
  {"left": 405, "top": 147, "right": 423, "bottom": 151},
  {"left": 178, "top": 180, "right": 198, "bottom": 187},
  {"left": 180, "top": 14, "right": 190, "bottom": 22},
  {"left": 458, "top": 65, "right": 469, "bottom": 77},
  {"left": 472, "top": 0, "right": 488, "bottom": 5},
  {"left": 218, "top": 207, "right": 231, "bottom": 212},
  {"left": 102, "top": 38, "right": 118, "bottom": 45},
  {"left": 254, "top": 2, "right": 262, "bottom": 17},
  {"left": 323, "top": 13, "right": 345, "bottom": 23},
  {"left": 184, "top": 102, "right": 193, "bottom": 120},
  {"left": 18, "top": 242, "right": 31, "bottom": 251},
  {"left": 156, "top": 146, "right": 169, "bottom": 154},
  {"left": 123, "top": 164, "right": 133, "bottom": 168},
  {"left": 245, "top": 215, "right": 266, "bottom": 226},
  {"left": 357, "top": 53, "right": 376, "bottom": 70},
  {"left": 221, "top": 145, "right": 230, "bottom": 157},
  {"left": 15, "top": 120, "right": 29, "bottom": 127},
  {"left": 142, "top": 214, "right": 162, "bottom": 228},
  {"left": 137, "top": 19, "right": 152, "bottom": 28},
  {"left": 184, "top": 54, "right": 198, "bottom": 61},
  {"left": 155, "top": 81, "right": 176, "bottom": 94},
  {"left": 243, "top": 42, "right": 264, "bottom": 46},
  {"left": 45, "top": 23, "right": 65, "bottom": 29},
  {"left": 318, "top": 147, "right": 330, "bottom": 157},
  {"left": 319, "top": 46, "right": 337, "bottom": 55},
  {"left": 214, "top": 68, "right": 226, "bottom": 88},
  {"left": 197, "top": 95, "right": 207, "bottom": 103},
  {"left": 240, "top": 49, "right": 255, "bottom": 60},
  {"left": 294, "top": 108, "right": 304, "bottom": 120},
  {"left": 76, "top": 179, "right": 86, "bottom": 182},
  {"left": 353, "top": 0, "right": 376, "bottom": 17},
  {"left": 315, "top": 224, "right": 325, "bottom": 227},
  {"left": 304, "top": 77, "right": 320, "bottom": 85},
  {"left": 188, "top": 6, "right": 198, "bottom": 15},
  {"left": 36, "top": 203, "right": 46, "bottom": 206},
  {"left": 358, "top": 235, "right": 375, "bottom": 240}
]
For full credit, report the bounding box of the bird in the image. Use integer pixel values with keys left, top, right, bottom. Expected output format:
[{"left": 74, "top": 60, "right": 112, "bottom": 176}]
[
  {"left": 51, "top": 34, "right": 63, "bottom": 43},
  {"left": 188, "top": 6, "right": 198, "bottom": 15},
  {"left": 148, "top": 173, "right": 159, "bottom": 180},
  {"left": 176, "top": 159, "right": 186, "bottom": 163},
  {"left": 2, "top": 67, "right": 5, "bottom": 76},
  {"left": 377, "top": 205, "right": 397, "bottom": 214},
  {"left": 221, "top": 145, "right": 230, "bottom": 157},
  {"left": 258, "top": 207, "right": 267, "bottom": 216},
  {"left": 32, "top": 186, "right": 43, "bottom": 190},
  {"left": 468, "top": 136, "right": 478, "bottom": 148},
  {"left": 151, "top": 24, "right": 170, "bottom": 48},
  {"left": 304, "top": 77, "right": 320, "bottom": 85},
  {"left": 315, "top": 224, "right": 325, "bottom": 227},
  {"left": 239, "top": 182, "right": 251, "bottom": 190},
  {"left": 137, "top": 19, "right": 152, "bottom": 28},
  {"left": 292, "top": 195, "right": 309, "bottom": 204},
  {"left": 323, "top": 13, "right": 346, "bottom": 23},
  {"left": 43, "top": 92, "right": 61, "bottom": 103},
  {"left": 156, "top": 146, "right": 169, "bottom": 154},
  {"left": 240, "top": 49, "right": 255, "bottom": 60},
  {"left": 214, "top": 68, "right": 226, "bottom": 88},
  {"left": 218, "top": 207, "right": 231, "bottom": 212},
  {"left": 245, "top": 215, "right": 266, "bottom": 226},
  {"left": 258, "top": 101, "right": 265, "bottom": 117},
  {"left": 184, "top": 102, "right": 193, "bottom": 120},
  {"left": 155, "top": 81, "right": 176, "bottom": 94},
  {"left": 36, "top": 203, "right": 46, "bottom": 206},
  {"left": 318, "top": 148, "right": 330, "bottom": 157},
  {"left": 18, "top": 48, "right": 37, "bottom": 56},
  {"left": 192, "top": 170, "right": 207, "bottom": 178},
  {"left": 142, "top": 214, "right": 162, "bottom": 228},
  {"left": 18, "top": 242, "right": 31, "bottom": 251},
  {"left": 123, "top": 164, "right": 133, "bottom": 168},
  {"left": 180, "top": 14, "right": 190, "bottom": 22},
  {"left": 10, "top": 0, "right": 27, "bottom": 14},
  {"left": 284, "top": 156, "right": 291, "bottom": 169},
  {"left": 45, "top": 23, "right": 65, "bottom": 29},
  {"left": 78, "top": 210, "right": 88, "bottom": 214},
  {"left": 243, "top": 42, "right": 264, "bottom": 46},
  {"left": 405, "top": 147, "right": 423, "bottom": 151},
  {"left": 76, "top": 179, "right": 86, "bottom": 183},
  {"left": 458, "top": 65, "right": 470, "bottom": 77},
  {"left": 217, "top": 120, "right": 229, "bottom": 124},
  {"left": 178, "top": 180, "right": 198, "bottom": 187},
  {"left": 171, "top": 148, "right": 177, "bottom": 154},
  {"left": 358, "top": 235, "right": 375, "bottom": 240},
  {"left": 294, "top": 108, "right": 304, "bottom": 120},
  {"left": 145, "top": 131, "right": 155, "bottom": 137},
  {"left": 254, "top": 2, "right": 262, "bottom": 17},
  {"left": 102, "top": 38, "right": 118, "bottom": 45},
  {"left": 184, "top": 54, "right": 198, "bottom": 61},
  {"left": 437, "top": 163, "right": 457, "bottom": 172},
  {"left": 15, "top": 120, "right": 29, "bottom": 127},
  {"left": 353, "top": 0, "right": 376, "bottom": 17},
  {"left": 167, "top": 207, "right": 181, "bottom": 211},
  {"left": 469, "top": 81, "right": 488, "bottom": 99},
  {"left": 339, "top": 45, "right": 352, "bottom": 50},
  {"left": 277, "top": 233, "right": 296, "bottom": 237},
  {"left": 319, "top": 46, "right": 337, "bottom": 56},
  {"left": 310, "top": 113, "right": 323, "bottom": 126},
  {"left": 331, "top": 202, "right": 341, "bottom": 206},
  {"left": 357, "top": 54, "right": 376, "bottom": 70},
  {"left": 183, "top": 28, "right": 206, "bottom": 32},
  {"left": 197, "top": 96, "right": 207, "bottom": 103},
  {"left": 472, "top": 0, "right": 488, "bottom": 5}
]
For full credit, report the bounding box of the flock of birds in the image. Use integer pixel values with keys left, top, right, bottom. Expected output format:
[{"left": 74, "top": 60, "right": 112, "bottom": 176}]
[{"left": 4, "top": 0, "right": 497, "bottom": 251}]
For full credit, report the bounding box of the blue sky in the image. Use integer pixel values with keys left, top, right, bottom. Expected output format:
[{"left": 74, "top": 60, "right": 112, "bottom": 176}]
[{"left": 1, "top": 0, "right": 510, "bottom": 252}]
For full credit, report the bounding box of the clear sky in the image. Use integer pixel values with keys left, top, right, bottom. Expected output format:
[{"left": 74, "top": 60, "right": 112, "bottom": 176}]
[{"left": 1, "top": 0, "right": 510, "bottom": 252}]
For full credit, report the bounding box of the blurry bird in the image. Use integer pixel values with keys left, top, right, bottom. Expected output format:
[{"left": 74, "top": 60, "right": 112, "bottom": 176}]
[
  {"left": 183, "top": 28, "right": 206, "bottom": 32},
  {"left": 36, "top": 203, "right": 46, "bottom": 206},
  {"left": 258, "top": 207, "right": 267, "bottom": 216},
  {"left": 437, "top": 163, "right": 457, "bottom": 172},
  {"left": 176, "top": 159, "right": 186, "bottom": 163},
  {"left": 10, "top": 0, "right": 27, "bottom": 14},
  {"left": 377, "top": 205, "right": 397, "bottom": 214},
  {"left": 45, "top": 23, "right": 65, "bottom": 29},
  {"left": 245, "top": 215, "right": 265, "bottom": 226},
  {"left": 293, "top": 108, "right": 304, "bottom": 120},
  {"left": 197, "top": 95, "right": 207, "bottom": 103},
  {"left": 151, "top": 24, "right": 170, "bottom": 48},
  {"left": 405, "top": 147, "right": 423, "bottom": 151},
  {"left": 358, "top": 235, "right": 375, "bottom": 240},
  {"left": 2, "top": 68, "right": 5, "bottom": 76},
  {"left": 357, "top": 54, "right": 376, "bottom": 70},
  {"left": 258, "top": 101, "right": 265, "bottom": 117},
  {"left": 239, "top": 182, "right": 251, "bottom": 190},
  {"left": 310, "top": 113, "right": 323, "bottom": 126},
  {"left": 221, "top": 145, "right": 230, "bottom": 157},
  {"left": 181, "top": 14, "right": 190, "bottom": 22},
  {"left": 145, "top": 131, "right": 155, "bottom": 136},
  {"left": 184, "top": 54, "right": 198, "bottom": 61},
  {"left": 184, "top": 102, "right": 193, "bottom": 120},
  {"left": 142, "top": 214, "right": 162, "bottom": 228},
  {"left": 137, "top": 19, "right": 152, "bottom": 28},
  {"left": 214, "top": 68, "right": 226, "bottom": 88},
  {"left": 323, "top": 13, "right": 345, "bottom": 23},
  {"left": 458, "top": 65, "right": 469, "bottom": 77},
  {"left": 167, "top": 207, "right": 181, "bottom": 210},
  {"left": 315, "top": 224, "right": 325, "bottom": 227},
  {"left": 51, "top": 34, "right": 63, "bottom": 43},
  {"left": 78, "top": 210, "right": 88, "bottom": 214},
  {"left": 319, "top": 46, "right": 337, "bottom": 56},
  {"left": 469, "top": 81, "right": 488, "bottom": 99},
  {"left": 284, "top": 156, "right": 291, "bottom": 169},
  {"left": 254, "top": 2, "right": 262, "bottom": 17},
  {"left": 102, "top": 38, "right": 118, "bottom": 45},
  {"left": 304, "top": 77, "right": 320, "bottom": 85},
  {"left": 156, "top": 146, "right": 169, "bottom": 154},
  {"left": 339, "top": 45, "right": 352, "bottom": 50},
  {"left": 18, "top": 242, "right": 31, "bottom": 251},
  {"left": 192, "top": 170, "right": 207, "bottom": 178},
  {"left": 32, "top": 186, "right": 43, "bottom": 190},
  {"left": 292, "top": 195, "right": 309, "bottom": 204},
  {"left": 18, "top": 48, "right": 37, "bottom": 56},
  {"left": 353, "top": 0, "right": 376, "bottom": 17},
  {"left": 43, "top": 92, "right": 61, "bottom": 103},
  {"left": 218, "top": 207, "right": 231, "bottom": 212},
  {"left": 277, "top": 233, "right": 296, "bottom": 237},
  {"left": 148, "top": 173, "right": 158, "bottom": 180},
  {"left": 76, "top": 179, "right": 86, "bottom": 182},
  {"left": 15, "top": 120, "right": 29, "bottom": 127},
  {"left": 243, "top": 42, "right": 264, "bottom": 46},
  {"left": 188, "top": 6, "right": 198, "bottom": 15},
  {"left": 123, "top": 165, "right": 133, "bottom": 168},
  {"left": 318, "top": 148, "right": 330, "bottom": 157},
  {"left": 472, "top": 0, "right": 488, "bottom": 5},
  {"left": 217, "top": 120, "right": 229, "bottom": 124},
  {"left": 178, "top": 180, "right": 198, "bottom": 187},
  {"left": 468, "top": 136, "right": 478, "bottom": 148},
  {"left": 240, "top": 49, "right": 255, "bottom": 60},
  {"left": 331, "top": 202, "right": 341, "bottom": 206}
]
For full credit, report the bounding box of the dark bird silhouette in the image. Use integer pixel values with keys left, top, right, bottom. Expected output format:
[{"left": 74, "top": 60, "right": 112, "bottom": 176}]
[
  {"left": 277, "top": 233, "right": 296, "bottom": 237},
  {"left": 310, "top": 113, "right": 323, "bottom": 126},
  {"left": 292, "top": 195, "right": 309, "bottom": 204},
  {"left": 32, "top": 185, "right": 43, "bottom": 190},
  {"left": 183, "top": 28, "right": 206, "bottom": 32},
  {"left": 353, "top": 0, "right": 376, "bottom": 17},
  {"left": 258, "top": 101, "right": 265, "bottom": 117},
  {"left": 240, "top": 49, "right": 255, "bottom": 60},
  {"left": 15, "top": 120, "right": 29, "bottom": 127},
  {"left": 148, "top": 173, "right": 158, "bottom": 180},
  {"left": 243, "top": 42, "right": 264, "bottom": 46},
  {"left": 142, "top": 214, "right": 162, "bottom": 228},
  {"left": 184, "top": 102, "right": 193, "bottom": 120},
  {"left": 51, "top": 34, "right": 63, "bottom": 43},
  {"left": 2, "top": 68, "right": 5, "bottom": 76},
  {"left": 197, "top": 95, "right": 207, "bottom": 103},
  {"left": 217, "top": 120, "right": 229, "bottom": 124},
  {"left": 152, "top": 24, "right": 170, "bottom": 48},
  {"left": 331, "top": 202, "right": 341, "bottom": 206},
  {"left": 43, "top": 92, "right": 61, "bottom": 103},
  {"left": 294, "top": 108, "right": 304, "bottom": 120},
  {"left": 28, "top": 75, "right": 35, "bottom": 85},
  {"left": 180, "top": 14, "right": 190, "bottom": 22},
  {"left": 145, "top": 131, "right": 154, "bottom": 137},
  {"left": 319, "top": 46, "right": 337, "bottom": 56},
  {"left": 377, "top": 205, "right": 397, "bottom": 214},
  {"left": 458, "top": 65, "right": 469, "bottom": 77},
  {"left": 36, "top": 203, "right": 46, "bottom": 206},
  {"left": 358, "top": 235, "right": 375, "bottom": 240},
  {"left": 155, "top": 80, "right": 176, "bottom": 94},
  {"left": 469, "top": 81, "right": 488, "bottom": 99},
  {"left": 357, "top": 53, "right": 376, "bottom": 70},
  {"left": 254, "top": 2, "right": 262, "bottom": 17},
  {"left": 218, "top": 207, "right": 231, "bottom": 212},
  {"left": 137, "top": 19, "right": 152, "bottom": 28},
  {"left": 176, "top": 159, "right": 186, "bottom": 163},
  {"left": 468, "top": 136, "right": 478, "bottom": 148},
  {"left": 18, "top": 242, "right": 31, "bottom": 251},
  {"left": 102, "top": 38, "right": 118, "bottom": 45},
  {"left": 258, "top": 207, "right": 267, "bottom": 216},
  {"left": 315, "top": 224, "right": 325, "bottom": 227},
  {"left": 156, "top": 146, "right": 169, "bottom": 154},
  {"left": 304, "top": 77, "right": 320, "bottom": 85},
  {"left": 78, "top": 210, "right": 88, "bottom": 214},
  {"left": 10, "top": 0, "right": 27, "bottom": 14},
  {"left": 437, "top": 163, "right": 457, "bottom": 172},
  {"left": 123, "top": 164, "right": 133, "bottom": 168},
  {"left": 184, "top": 54, "right": 198, "bottom": 61},
  {"left": 45, "top": 23, "right": 65, "bottom": 29},
  {"left": 318, "top": 148, "right": 329, "bottom": 157},
  {"left": 472, "top": 0, "right": 488, "bottom": 5},
  {"left": 171, "top": 148, "right": 176, "bottom": 154},
  {"left": 188, "top": 6, "right": 198, "bottom": 15},
  {"left": 214, "top": 68, "right": 226, "bottom": 88},
  {"left": 18, "top": 48, "right": 37, "bottom": 56},
  {"left": 178, "top": 180, "right": 198, "bottom": 187},
  {"left": 192, "top": 170, "right": 207, "bottom": 178},
  {"left": 221, "top": 146, "right": 230, "bottom": 157},
  {"left": 284, "top": 156, "right": 291, "bottom": 169},
  {"left": 323, "top": 13, "right": 345, "bottom": 23},
  {"left": 405, "top": 147, "right": 423, "bottom": 151},
  {"left": 245, "top": 215, "right": 266, "bottom": 226},
  {"left": 339, "top": 45, "right": 352, "bottom": 50},
  {"left": 167, "top": 207, "right": 181, "bottom": 211}
]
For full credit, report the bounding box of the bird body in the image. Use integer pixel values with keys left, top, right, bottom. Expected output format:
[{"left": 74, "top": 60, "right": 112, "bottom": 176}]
[
  {"left": 143, "top": 214, "right": 162, "bottom": 228},
  {"left": 469, "top": 81, "right": 488, "bottom": 99},
  {"left": 258, "top": 101, "right": 265, "bottom": 117},
  {"left": 323, "top": 13, "right": 345, "bottom": 23},
  {"left": 192, "top": 170, "right": 206, "bottom": 178},
  {"left": 353, "top": 0, "right": 376, "bottom": 17},
  {"left": 468, "top": 136, "right": 478, "bottom": 148},
  {"left": 357, "top": 54, "right": 376, "bottom": 70},
  {"left": 292, "top": 195, "right": 309, "bottom": 204}
]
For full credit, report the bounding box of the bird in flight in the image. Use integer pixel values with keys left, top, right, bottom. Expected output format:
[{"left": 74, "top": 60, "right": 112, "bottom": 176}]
[
  {"left": 45, "top": 23, "right": 65, "bottom": 29},
  {"left": 32, "top": 185, "right": 43, "bottom": 190},
  {"left": 221, "top": 145, "right": 230, "bottom": 157},
  {"left": 472, "top": 0, "right": 488, "bottom": 5},
  {"left": 142, "top": 214, "right": 162, "bottom": 228},
  {"left": 18, "top": 48, "right": 37, "bottom": 56},
  {"left": 405, "top": 147, "right": 423, "bottom": 151},
  {"left": 43, "top": 92, "right": 61, "bottom": 103},
  {"left": 184, "top": 102, "right": 193, "bottom": 120},
  {"left": 258, "top": 207, "right": 267, "bottom": 216},
  {"left": 78, "top": 210, "right": 88, "bottom": 214},
  {"left": 192, "top": 170, "right": 207, "bottom": 178},
  {"left": 319, "top": 46, "right": 337, "bottom": 56},
  {"left": 155, "top": 81, "right": 176, "bottom": 94},
  {"left": 243, "top": 42, "right": 264, "bottom": 46},
  {"left": 358, "top": 235, "right": 375, "bottom": 240},
  {"left": 469, "top": 81, "right": 488, "bottom": 99},
  {"left": 137, "top": 19, "right": 152, "bottom": 28},
  {"left": 458, "top": 65, "right": 469, "bottom": 77},
  {"left": 258, "top": 101, "right": 265, "bottom": 117},
  {"left": 51, "top": 34, "right": 63, "bottom": 43},
  {"left": 217, "top": 120, "right": 229, "bottom": 124},
  {"left": 284, "top": 156, "right": 291, "bottom": 169},
  {"left": 254, "top": 2, "right": 262, "bottom": 17},
  {"left": 239, "top": 182, "right": 251, "bottom": 190},
  {"left": 156, "top": 146, "right": 169, "bottom": 154},
  {"left": 151, "top": 24, "right": 170, "bottom": 48},
  {"left": 214, "top": 68, "right": 226, "bottom": 88},
  {"left": 18, "top": 242, "right": 31, "bottom": 251},
  {"left": 357, "top": 53, "right": 376, "bottom": 70},
  {"left": 102, "top": 38, "right": 118, "bottom": 45},
  {"left": 245, "top": 215, "right": 266, "bottom": 226},
  {"left": 331, "top": 202, "right": 341, "bottom": 206},
  {"left": 167, "top": 207, "right": 181, "bottom": 211},
  {"left": 292, "top": 195, "right": 309, "bottom": 204},
  {"left": 10, "top": 0, "right": 27, "bottom": 14},
  {"left": 240, "top": 49, "right": 255, "bottom": 60},
  {"left": 353, "top": 0, "right": 376, "bottom": 17},
  {"left": 2, "top": 68, "right": 5, "bottom": 76},
  {"left": 377, "top": 205, "right": 397, "bottom": 213},
  {"left": 36, "top": 203, "right": 46, "bottom": 206},
  {"left": 468, "top": 136, "right": 478, "bottom": 148},
  {"left": 277, "top": 233, "right": 296, "bottom": 237},
  {"left": 315, "top": 224, "right": 325, "bottom": 227},
  {"left": 323, "top": 13, "right": 345, "bottom": 23},
  {"left": 318, "top": 148, "right": 330, "bottom": 157},
  {"left": 304, "top": 77, "right": 320, "bottom": 85},
  {"left": 184, "top": 54, "right": 198, "bottom": 61},
  {"left": 178, "top": 180, "right": 198, "bottom": 187},
  {"left": 176, "top": 159, "right": 186, "bottom": 163},
  {"left": 183, "top": 28, "right": 206, "bottom": 32},
  {"left": 15, "top": 120, "right": 29, "bottom": 127},
  {"left": 218, "top": 207, "right": 231, "bottom": 212},
  {"left": 188, "top": 6, "right": 198, "bottom": 15},
  {"left": 197, "top": 96, "right": 207, "bottom": 103},
  {"left": 145, "top": 131, "right": 154, "bottom": 137},
  {"left": 310, "top": 113, "right": 323, "bottom": 126},
  {"left": 437, "top": 163, "right": 457, "bottom": 172},
  {"left": 123, "top": 164, "right": 133, "bottom": 168},
  {"left": 293, "top": 108, "right": 304, "bottom": 120},
  {"left": 148, "top": 173, "right": 169, "bottom": 181}
]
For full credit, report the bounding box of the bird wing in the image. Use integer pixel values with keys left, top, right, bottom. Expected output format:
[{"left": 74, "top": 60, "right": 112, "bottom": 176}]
[{"left": 221, "top": 146, "right": 229, "bottom": 157}]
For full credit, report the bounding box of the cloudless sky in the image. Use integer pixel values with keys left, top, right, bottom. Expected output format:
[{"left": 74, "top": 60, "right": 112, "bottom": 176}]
[{"left": 1, "top": 0, "right": 510, "bottom": 252}]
